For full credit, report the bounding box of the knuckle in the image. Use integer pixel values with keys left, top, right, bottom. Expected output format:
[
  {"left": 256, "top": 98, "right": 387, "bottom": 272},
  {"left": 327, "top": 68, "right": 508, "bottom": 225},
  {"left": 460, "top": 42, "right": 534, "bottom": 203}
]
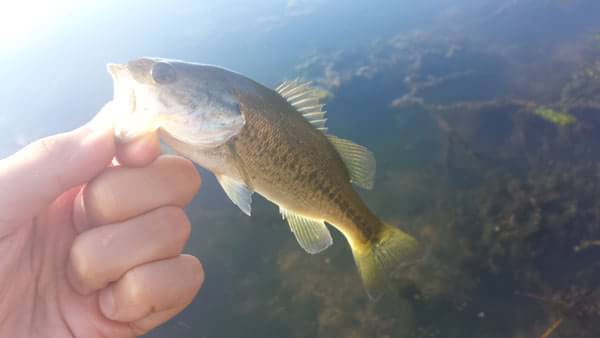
[
  {"left": 169, "top": 156, "right": 201, "bottom": 193},
  {"left": 156, "top": 207, "right": 191, "bottom": 246},
  {"left": 181, "top": 158, "right": 202, "bottom": 191},
  {"left": 155, "top": 205, "right": 184, "bottom": 223},
  {"left": 34, "top": 135, "right": 69, "bottom": 191},
  {"left": 36, "top": 134, "right": 61, "bottom": 155},
  {"left": 69, "top": 235, "right": 97, "bottom": 286},
  {"left": 184, "top": 255, "right": 205, "bottom": 289},
  {"left": 129, "top": 321, "right": 150, "bottom": 336},
  {"left": 83, "top": 169, "right": 119, "bottom": 224},
  {"left": 34, "top": 132, "right": 75, "bottom": 161},
  {"left": 175, "top": 213, "right": 192, "bottom": 247},
  {"left": 120, "top": 269, "right": 147, "bottom": 306}
]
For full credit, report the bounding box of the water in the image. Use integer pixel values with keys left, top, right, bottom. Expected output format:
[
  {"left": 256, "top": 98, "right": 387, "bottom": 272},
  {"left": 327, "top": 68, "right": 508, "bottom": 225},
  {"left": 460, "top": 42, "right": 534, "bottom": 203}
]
[{"left": 2, "top": 1, "right": 600, "bottom": 337}]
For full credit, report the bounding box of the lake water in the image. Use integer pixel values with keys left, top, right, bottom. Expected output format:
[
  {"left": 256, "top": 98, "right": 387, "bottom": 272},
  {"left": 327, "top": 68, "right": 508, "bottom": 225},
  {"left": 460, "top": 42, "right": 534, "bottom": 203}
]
[{"left": 2, "top": 1, "right": 600, "bottom": 337}]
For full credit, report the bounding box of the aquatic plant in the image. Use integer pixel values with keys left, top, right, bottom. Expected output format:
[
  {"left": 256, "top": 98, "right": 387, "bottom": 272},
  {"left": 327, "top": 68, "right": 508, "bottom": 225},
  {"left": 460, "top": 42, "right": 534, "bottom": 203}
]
[
  {"left": 385, "top": 75, "right": 600, "bottom": 336},
  {"left": 289, "top": 15, "right": 600, "bottom": 338},
  {"left": 532, "top": 107, "right": 576, "bottom": 126},
  {"left": 560, "top": 61, "right": 600, "bottom": 109}
]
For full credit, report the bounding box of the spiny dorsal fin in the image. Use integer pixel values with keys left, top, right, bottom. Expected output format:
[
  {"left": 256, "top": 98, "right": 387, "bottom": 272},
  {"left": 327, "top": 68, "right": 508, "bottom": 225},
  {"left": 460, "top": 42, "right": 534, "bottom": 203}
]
[
  {"left": 276, "top": 79, "right": 328, "bottom": 132},
  {"left": 216, "top": 175, "right": 253, "bottom": 216},
  {"left": 327, "top": 135, "right": 376, "bottom": 190},
  {"left": 279, "top": 206, "right": 333, "bottom": 254}
]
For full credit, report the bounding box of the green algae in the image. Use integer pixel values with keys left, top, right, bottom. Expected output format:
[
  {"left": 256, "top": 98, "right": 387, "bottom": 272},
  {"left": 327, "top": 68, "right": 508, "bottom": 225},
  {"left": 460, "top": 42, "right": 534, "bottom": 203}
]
[{"left": 533, "top": 107, "right": 576, "bottom": 126}]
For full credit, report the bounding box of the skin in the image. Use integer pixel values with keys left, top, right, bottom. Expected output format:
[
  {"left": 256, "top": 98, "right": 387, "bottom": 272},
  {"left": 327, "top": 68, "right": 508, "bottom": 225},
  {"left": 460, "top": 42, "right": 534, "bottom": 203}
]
[{"left": 0, "top": 104, "right": 204, "bottom": 337}]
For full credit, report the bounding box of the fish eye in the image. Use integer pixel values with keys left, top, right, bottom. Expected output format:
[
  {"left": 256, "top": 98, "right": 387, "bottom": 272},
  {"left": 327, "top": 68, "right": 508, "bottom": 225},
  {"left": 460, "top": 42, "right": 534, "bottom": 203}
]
[{"left": 151, "top": 62, "right": 177, "bottom": 84}]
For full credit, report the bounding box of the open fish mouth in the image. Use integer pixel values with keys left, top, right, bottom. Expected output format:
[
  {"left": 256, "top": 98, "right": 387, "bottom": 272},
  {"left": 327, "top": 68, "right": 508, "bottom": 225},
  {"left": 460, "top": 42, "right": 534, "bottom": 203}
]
[
  {"left": 106, "top": 63, "right": 159, "bottom": 142},
  {"left": 107, "top": 63, "right": 136, "bottom": 114}
]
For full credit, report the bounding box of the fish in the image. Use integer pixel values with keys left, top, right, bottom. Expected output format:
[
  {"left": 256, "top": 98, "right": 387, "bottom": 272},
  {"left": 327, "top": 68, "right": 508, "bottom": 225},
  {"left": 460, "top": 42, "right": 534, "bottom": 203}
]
[{"left": 106, "top": 57, "right": 419, "bottom": 298}]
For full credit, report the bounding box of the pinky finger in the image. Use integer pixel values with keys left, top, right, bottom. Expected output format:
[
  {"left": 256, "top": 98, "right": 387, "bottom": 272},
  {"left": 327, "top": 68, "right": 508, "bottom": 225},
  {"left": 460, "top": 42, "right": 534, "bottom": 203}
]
[{"left": 99, "top": 255, "right": 204, "bottom": 324}]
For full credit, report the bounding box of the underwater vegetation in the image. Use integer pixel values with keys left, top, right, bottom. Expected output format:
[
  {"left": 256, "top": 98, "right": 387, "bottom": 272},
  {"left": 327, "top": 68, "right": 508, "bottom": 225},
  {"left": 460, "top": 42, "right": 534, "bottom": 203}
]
[
  {"left": 390, "top": 49, "right": 600, "bottom": 338},
  {"left": 532, "top": 107, "right": 576, "bottom": 126},
  {"left": 146, "top": 6, "right": 600, "bottom": 337},
  {"left": 283, "top": 28, "right": 600, "bottom": 338},
  {"left": 559, "top": 60, "right": 600, "bottom": 109}
]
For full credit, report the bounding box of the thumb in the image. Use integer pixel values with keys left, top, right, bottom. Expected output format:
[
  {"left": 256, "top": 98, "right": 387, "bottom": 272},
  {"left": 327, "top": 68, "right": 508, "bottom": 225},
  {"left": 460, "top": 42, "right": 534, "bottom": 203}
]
[{"left": 0, "top": 104, "right": 116, "bottom": 232}]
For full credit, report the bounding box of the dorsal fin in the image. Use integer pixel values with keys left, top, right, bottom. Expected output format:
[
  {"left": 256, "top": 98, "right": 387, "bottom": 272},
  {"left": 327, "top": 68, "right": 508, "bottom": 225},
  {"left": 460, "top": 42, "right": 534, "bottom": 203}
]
[
  {"left": 276, "top": 80, "right": 328, "bottom": 132},
  {"left": 327, "top": 135, "right": 376, "bottom": 190}
]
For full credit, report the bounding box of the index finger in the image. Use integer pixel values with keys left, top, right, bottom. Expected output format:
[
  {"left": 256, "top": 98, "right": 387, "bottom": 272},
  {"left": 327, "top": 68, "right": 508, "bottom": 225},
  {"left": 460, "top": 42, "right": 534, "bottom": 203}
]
[{"left": 73, "top": 155, "right": 200, "bottom": 230}]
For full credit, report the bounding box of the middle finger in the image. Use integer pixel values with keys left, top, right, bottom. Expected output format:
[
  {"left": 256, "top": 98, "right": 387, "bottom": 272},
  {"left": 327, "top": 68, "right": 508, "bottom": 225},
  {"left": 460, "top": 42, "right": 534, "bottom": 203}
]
[{"left": 68, "top": 206, "right": 191, "bottom": 294}]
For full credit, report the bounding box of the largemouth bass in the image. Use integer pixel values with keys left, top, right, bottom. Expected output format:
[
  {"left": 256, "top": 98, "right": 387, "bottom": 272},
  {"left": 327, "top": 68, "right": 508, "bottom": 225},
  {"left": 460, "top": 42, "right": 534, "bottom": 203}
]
[{"left": 107, "top": 57, "right": 418, "bottom": 298}]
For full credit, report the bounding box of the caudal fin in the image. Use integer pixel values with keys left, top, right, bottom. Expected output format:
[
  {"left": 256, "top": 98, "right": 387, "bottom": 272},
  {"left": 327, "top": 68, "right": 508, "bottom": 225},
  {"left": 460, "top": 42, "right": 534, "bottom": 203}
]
[{"left": 350, "top": 223, "right": 419, "bottom": 300}]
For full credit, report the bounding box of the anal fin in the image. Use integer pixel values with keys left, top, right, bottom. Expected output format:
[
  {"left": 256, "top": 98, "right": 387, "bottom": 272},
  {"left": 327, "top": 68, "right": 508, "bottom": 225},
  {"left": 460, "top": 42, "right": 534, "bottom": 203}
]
[
  {"left": 216, "top": 175, "right": 253, "bottom": 216},
  {"left": 280, "top": 206, "right": 333, "bottom": 254}
]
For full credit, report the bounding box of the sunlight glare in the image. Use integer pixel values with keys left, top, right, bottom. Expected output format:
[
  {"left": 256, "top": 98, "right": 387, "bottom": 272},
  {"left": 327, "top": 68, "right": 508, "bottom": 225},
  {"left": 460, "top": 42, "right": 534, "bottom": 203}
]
[{"left": 0, "top": 0, "right": 77, "bottom": 47}]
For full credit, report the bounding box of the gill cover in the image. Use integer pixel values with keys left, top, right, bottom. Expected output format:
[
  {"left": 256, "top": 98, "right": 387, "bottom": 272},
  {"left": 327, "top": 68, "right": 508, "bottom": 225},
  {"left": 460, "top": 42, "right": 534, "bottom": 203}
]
[{"left": 108, "top": 58, "right": 246, "bottom": 148}]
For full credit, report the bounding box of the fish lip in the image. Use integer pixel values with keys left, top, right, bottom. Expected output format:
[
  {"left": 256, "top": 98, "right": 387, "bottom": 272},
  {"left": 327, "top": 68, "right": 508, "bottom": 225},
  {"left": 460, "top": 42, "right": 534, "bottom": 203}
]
[
  {"left": 107, "top": 63, "right": 137, "bottom": 113},
  {"left": 106, "top": 63, "right": 126, "bottom": 76},
  {"left": 106, "top": 63, "right": 130, "bottom": 85},
  {"left": 107, "top": 63, "right": 146, "bottom": 142}
]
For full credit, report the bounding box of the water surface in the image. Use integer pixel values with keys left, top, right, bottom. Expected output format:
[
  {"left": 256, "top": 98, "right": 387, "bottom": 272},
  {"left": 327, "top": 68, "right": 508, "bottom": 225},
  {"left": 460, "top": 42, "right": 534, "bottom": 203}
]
[{"left": 2, "top": 1, "right": 600, "bottom": 337}]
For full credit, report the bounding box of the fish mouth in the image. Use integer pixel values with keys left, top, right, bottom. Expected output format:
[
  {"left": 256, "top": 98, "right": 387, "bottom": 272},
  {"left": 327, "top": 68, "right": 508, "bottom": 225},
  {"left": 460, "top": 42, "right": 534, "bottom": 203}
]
[
  {"left": 107, "top": 63, "right": 137, "bottom": 115},
  {"left": 106, "top": 61, "right": 245, "bottom": 147},
  {"left": 106, "top": 63, "right": 157, "bottom": 142}
]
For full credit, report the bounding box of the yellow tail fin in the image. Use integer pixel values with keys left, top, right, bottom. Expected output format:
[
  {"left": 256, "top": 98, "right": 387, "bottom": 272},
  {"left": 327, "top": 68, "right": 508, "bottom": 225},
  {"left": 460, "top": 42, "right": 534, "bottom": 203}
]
[{"left": 350, "top": 223, "right": 419, "bottom": 300}]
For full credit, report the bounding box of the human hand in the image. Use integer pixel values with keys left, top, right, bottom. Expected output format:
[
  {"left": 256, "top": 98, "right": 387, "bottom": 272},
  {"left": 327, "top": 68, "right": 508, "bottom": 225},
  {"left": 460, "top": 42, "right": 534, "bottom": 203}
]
[{"left": 0, "top": 104, "right": 204, "bottom": 337}]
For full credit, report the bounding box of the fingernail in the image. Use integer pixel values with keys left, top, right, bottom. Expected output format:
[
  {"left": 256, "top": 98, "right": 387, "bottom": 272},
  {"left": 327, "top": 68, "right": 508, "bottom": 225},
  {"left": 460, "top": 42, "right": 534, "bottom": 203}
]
[
  {"left": 99, "top": 285, "right": 117, "bottom": 320},
  {"left": 72, "top": 189, "right": 90, "bottom": 234}
]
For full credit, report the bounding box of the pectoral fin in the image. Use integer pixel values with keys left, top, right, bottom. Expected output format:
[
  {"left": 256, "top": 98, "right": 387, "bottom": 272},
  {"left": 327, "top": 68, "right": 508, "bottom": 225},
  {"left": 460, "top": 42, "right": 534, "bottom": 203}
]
[
  {"left": 216, "top": 175, "right": 253, "bottom": 216},
  {"left": 327, "top": 135, "right": 376, "bottom": 190},
  {"left": 280, "top": 207, "right": 333, "bottom": 254}
]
